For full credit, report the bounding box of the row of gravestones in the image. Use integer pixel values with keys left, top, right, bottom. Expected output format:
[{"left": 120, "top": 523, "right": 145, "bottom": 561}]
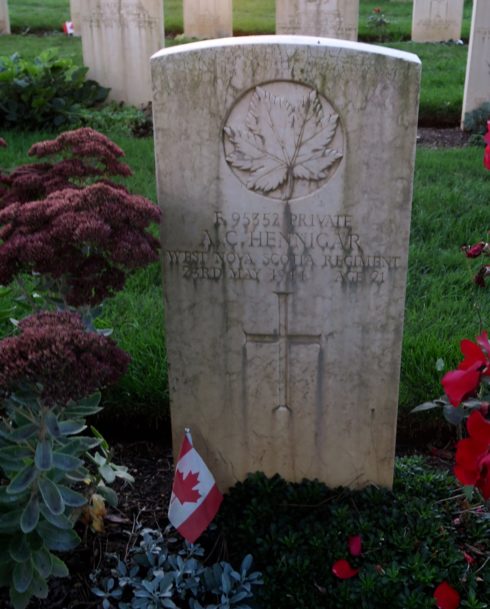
[
  {"left": 0, "top": 0, "right": 473, "bottom": 41},
  {"left": 0, "top": 0, "right": 488, "bottom": 121}
]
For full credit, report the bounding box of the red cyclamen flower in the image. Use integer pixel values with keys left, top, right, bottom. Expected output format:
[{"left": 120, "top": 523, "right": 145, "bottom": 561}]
[
  {"left": 455, "top": 409, "right": 490, "bottom": 499},
  {"left": 433, "top": 582, "right": 460, "bottom": 609},
  {"left": 331, "top": 559, "right": 359, "bottom": 579},
  {"left": 484, "top": 121, "right": 490, "bottom": 171},
  {"left": 441, "top": 331, "right": 490, "bottom": 406},
  {"left": 0, "top": 311, "right": 130, "bottom": 405}
]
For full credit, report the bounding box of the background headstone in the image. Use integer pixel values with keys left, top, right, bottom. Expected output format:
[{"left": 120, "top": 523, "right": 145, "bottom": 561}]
[
  {"left": 276, "top": 0, "right": 359, "bottom": 40},
  {"left": 462, "top": 0, "right": 490, "bottom": 126},
  {"left": 183, "top": 0, "right": 232, "bottom": 39},
  {"left": 152, "top": 37, "right": 420, "bottom": 492},
  {"left": 70, "top": 0, "right": 81, "bottom": 36},
  {"left": 80, "top": 0, "right": 164, "bottom": 106},
  {"left": 0, "top": 0, "right": 10, "bottom": 35},
  {"left": 411, "top": 0, "right": 464, "bottom": 42}
]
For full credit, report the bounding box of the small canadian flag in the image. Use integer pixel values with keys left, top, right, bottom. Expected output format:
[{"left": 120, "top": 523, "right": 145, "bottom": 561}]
[{"left": 168, "top": 429, "right": 223, "bottom": 543}]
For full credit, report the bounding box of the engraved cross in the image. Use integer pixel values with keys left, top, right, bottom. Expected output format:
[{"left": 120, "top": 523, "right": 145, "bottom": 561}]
[{"left": 244, "top": 292, "right": 321, "bottom": 411}]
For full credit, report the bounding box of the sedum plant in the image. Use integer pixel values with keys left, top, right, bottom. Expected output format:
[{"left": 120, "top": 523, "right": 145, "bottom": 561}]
[
  {"left": 91, "top": 527, "right": 263, "bottom": 609},
  {"left": 0, "top": 311, "right": 131, "bottom": 609},
  {"left": 0, "top": 128, "right": 161, "bottom": 607},
  {"left": 0, "top": 128, "right": 160, "bottom": 321}
]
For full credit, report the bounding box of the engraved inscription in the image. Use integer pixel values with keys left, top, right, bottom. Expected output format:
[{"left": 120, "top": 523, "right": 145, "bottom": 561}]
[
  {"left": 223, "top": 83, "right": 343, "bottom": 201},
  {"left": 244, "top": 292, "right": 321, "bottom": 411},
  {"left": 166, "top": 208, "right": 403, "bottom": 287}
]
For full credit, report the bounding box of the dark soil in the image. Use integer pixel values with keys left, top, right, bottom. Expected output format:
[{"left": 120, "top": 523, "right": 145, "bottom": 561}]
[{"left": 417, "top": 127, "right": 474, "bottom": 148}]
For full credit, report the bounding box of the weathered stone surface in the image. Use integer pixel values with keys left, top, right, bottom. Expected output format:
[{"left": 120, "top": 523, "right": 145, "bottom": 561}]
[
  {"left": 462, "top": 0, "right": 490, "bottom": 125},
  {"left": 276, "top": 0, "right": 359, "bottom": 40},
  {"left": 183, "top": 0, "right": 232, "bottom": 39},
  {"left": 152, "top": 37, "right": 420, "bottom": 492},
  {"left": 80, "top": 0, "right": 164, "bottom": 106},
  {"left": 0, "top": 0, "right": 10, "bottom": 35},
  {"left": 70, "top": 0, "right": 81, "bottom": 36},
  {"left": 411, "top": 0, "right": 464, "bottom": 42}
]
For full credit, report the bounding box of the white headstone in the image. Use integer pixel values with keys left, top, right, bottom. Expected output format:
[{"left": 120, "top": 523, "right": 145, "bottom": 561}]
[
  {"left": 70, "top": 0, "right": 81, "bottom": 36},
  {"left": 183, "top": 0, "right": 232, "bottom": 39},
  {"left": 462, "top": 0, "right": 490, "bottom": 126},
  {"left": 276, "top": 0, "right": 359, "bottom": 40},
  {"left": 152, "top": 37, "right": 420, "bottom": 491},
  {"left": 411, "top": 0, "right": 464, "bottom": 42},
  {"left": 0, "top": 0, "right": 10, "bottom": 35},
  {"left": 80, "top": 0, "right": 164, "bottom": 106}
]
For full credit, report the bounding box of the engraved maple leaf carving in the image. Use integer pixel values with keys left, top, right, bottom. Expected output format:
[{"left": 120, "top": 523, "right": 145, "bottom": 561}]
[
  {"left": 173, "top": 469, "right": 201, "bottom": 504},
  {"left": 224, "top": 86, "right": 343, "bottom": 200}
]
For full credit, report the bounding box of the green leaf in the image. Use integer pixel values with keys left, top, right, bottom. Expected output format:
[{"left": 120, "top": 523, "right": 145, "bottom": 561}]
[
  {"left": 36, "top": 522, "right": 80, "bottom": 552},
  {"left": 7, "top": 464, "right": 37, "bottom": 495},
  {"left": 38, "top": 478, "right": 64, "bottom": 516},
  {"left": 0, "top": 446, "right": 32, "bottom": 467},
  {"left": 9, "top": 533, "right": 31, "bottom": 563},
  {"left": 464, "top": 485, "right": 474, "bottom": 501},
  {"left": 65, "top": 466, "right": 90, "bottom": 482},
  {"left": 96, "top": 484, "right": 118, "bottom": 508},
  {"left": 11, "top": 424, "right": 38, "bottom": 442},
  {"left": 45, "top": 413, "right": 61, "bottom": 439},
  {"left": 58, "top": 420, "right": 87, "bottom": 436},
  {"left": 20, "top": 495, "right": 39, "bottom": 534},
  {"left": 32, "top": 547, "right": 52, "bottom": 579},
  {"left": 30, "top": 570, "right": 49, "bottom": 599},
  {"left": 443, "top": 404, "right": 466, "bottom": 426},
  {"left": 9, "top": 586, "right": 32, "bottom": 609},
  {"left": 35, "top": 440, "right": 53, "bottom": 471},
  {"left": 0, "top": 486, "right": 22, "bottom": 506},
  {"left": 51, "top": 452, "right": 84, "bottom": 471},
  {"left": 57, "top": 484, "right": 87, "bottom": 507},
  {"left": 39, "top": 504, "right": 73, "bottom": 530},
  {"left": 99, "top": 463, "right": 116, "bottom": 484},
  {"left": 0, "top": 510, "right": 21, "bottom": 533},
  {"left": 50, "top": 555, "right": 69, "bottom": 578},
  {"left": 64, "top": 392, "right": 102, "bottom": 417},
  {"left": 90, "top": 426, "right": 109, "bottom": 451},
  {"left": 13, "top": 560, "right": 33, "bottom": 593},
  {"left": 411, "top": 401, "right": 441, "bottom": 413}
]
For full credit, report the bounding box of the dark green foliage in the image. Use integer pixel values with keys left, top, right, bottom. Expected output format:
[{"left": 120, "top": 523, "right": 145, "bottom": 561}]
[
  {"left": 213, "top": 458, "right": 490, "bottom": 609},
  {"left": 0, "top": 50, "right": 109, "bottom": 131},
  {"left": 463, "top": 103, "right": 490, "bottom": 136}
]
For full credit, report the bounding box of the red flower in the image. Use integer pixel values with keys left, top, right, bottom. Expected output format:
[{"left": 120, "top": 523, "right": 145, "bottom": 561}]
[
  {"left": 433, "top": 582, "right": 460, "bottom": 609},
  {"left": 348, "top": 535, "right": 362, "bottom": 556},
  {"left": 331, "top": 559, "right": 359, "bottom": 579},
  {"left": 373, "top": 7, "right": 381, "bottom": 13},
  {"left": 484, "top": 121, "right": 490, "bottom": 171},
  {"left": 462, "top": 242, "right": 486, "bottom": 258},
  {"left": 441, "top": 332, "right": 490, "bottom": 406},
  {"left": 455, "top": 410, "right": 490, "bottom": 499}
]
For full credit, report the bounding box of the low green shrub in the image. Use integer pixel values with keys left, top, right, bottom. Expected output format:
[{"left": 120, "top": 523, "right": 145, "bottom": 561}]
[
  {"left": 0, "top": 50, "right": 109, "bottom": 131},
  {"left": 212, "top": 458, "right": 490, "bottom": 609}
]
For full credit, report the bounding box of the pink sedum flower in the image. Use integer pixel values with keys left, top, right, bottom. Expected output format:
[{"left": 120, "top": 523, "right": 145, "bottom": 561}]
[{"left": 0, "top": 311, "right": 130, "bottom": 405}]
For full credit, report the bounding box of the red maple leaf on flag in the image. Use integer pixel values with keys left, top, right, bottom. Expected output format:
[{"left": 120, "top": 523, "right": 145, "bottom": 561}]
[{"left": 173, "top": 469, "right": 201, "bottom": 504}]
